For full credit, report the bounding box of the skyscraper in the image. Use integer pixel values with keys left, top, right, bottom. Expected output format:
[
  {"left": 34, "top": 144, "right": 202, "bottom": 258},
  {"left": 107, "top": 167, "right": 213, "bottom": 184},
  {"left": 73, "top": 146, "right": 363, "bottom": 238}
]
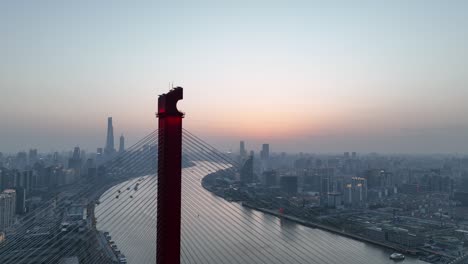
[
  {"left": 240, "top": 141, "right": 246, "bottom": 157},
  {"left": 105, "top": 117, "right": 115, "bottom": 155},
  {"left": 260, "top": 144, "right": 270, "bottom": 172},
  {"left": 0, "top": 189, "right": 16, "bottom": 231},
  {"left": 72, "top": 147, "right": 80, "bottom": 160},
  {"left": 68, "top": 147, "right": 82, "bottom": 172},
  {"left": 240, "top": 155, "right": 254, "bottom": 184},
  {"left": 260, "top": 144, "right": 269, "bottom": 160},
  {"left": 28, "top": 149, "right": 38, "bottom": 165},
  {"left": 119, "top": 134, "right": 125, "bottom": 153},
  {"left": 344, "top": 177, "right": 368, "bottom": 207}
]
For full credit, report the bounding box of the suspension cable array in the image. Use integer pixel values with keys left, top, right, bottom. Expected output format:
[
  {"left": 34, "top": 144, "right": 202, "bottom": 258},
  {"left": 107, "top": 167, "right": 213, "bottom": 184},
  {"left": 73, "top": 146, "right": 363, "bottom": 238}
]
[{"left": 1, "top": 129, "right": 382, "bottom": 264}]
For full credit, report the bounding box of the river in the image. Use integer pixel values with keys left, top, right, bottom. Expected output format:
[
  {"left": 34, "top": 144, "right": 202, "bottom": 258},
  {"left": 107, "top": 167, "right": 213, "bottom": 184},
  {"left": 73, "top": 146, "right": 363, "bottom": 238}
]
[{"left": 96, "top": 161, "right": 426, "bottom": 264}]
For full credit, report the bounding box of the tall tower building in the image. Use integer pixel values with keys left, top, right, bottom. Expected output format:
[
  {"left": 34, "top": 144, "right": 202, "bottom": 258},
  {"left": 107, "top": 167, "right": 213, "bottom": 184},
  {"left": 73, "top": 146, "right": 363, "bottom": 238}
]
[
  {"left": 68, "top": 147, "right": 82, "bottom": 172},
  {"left": 240, "top": 155, "right": 254, "bottom": 184},
  {"left": 260, "top": 144, "right": 270, "bottom": 173},
  {"left": 28, "top": 149, "right": 38, "bottom": 165},
  {"left": 105, "top": 117, "right": 115, "bottom": 155},
  {"left": 260, "top": 144, "right": 269, "bottom": 160},
  {"left": 240, "top": 141, "right": 246, "bottom": 157},
  {"left": 0, "top": 189, "right": 16, "bottom": 231},
  {"left": 119, "top": 134, "right": 125, "bottom": 153}
]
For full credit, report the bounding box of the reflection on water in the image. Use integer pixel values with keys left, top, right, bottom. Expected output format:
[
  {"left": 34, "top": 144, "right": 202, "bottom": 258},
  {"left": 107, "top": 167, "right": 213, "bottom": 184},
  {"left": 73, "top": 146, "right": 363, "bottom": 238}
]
[{"left": 96, "top": 161, "right": 426, "bottom": 264}]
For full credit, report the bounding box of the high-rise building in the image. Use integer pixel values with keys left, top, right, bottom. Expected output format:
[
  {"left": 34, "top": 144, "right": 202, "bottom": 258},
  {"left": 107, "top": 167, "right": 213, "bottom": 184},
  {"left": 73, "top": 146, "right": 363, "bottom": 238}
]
[
  {"left": 15, "top": 187, "right": 26, "bottom": 215},
  {"left": 352, "top": 177, "right": 367, "bottom": 206},
  {"left": 53, "top": 152, "right": 59, "bottom": 164},
  {"left": 240, "top": 141, "right": 246, "bottom": 158},
  {"left": 68, "top": 147, "right": 82, "bottom": 172},
  {"left": 105, "top": 117, "right": 115, "bottom": 155},
  {"left": 0, "top": 169, "right": 15, "bottom": 192},
  {"left": 240, "top": 155, "right": 254, "bottom": 184},
  {"left": 0, "top": 189, "right": 16, "bottom": 231},
  {"left": 260, "top": 144, "right": 270, "bottom": 173},
  {"left": 28, "top": 149, "right": 38, "bottom": 165},
  {"left": 344, "top": 177, "right": 368, "bottom": 207},
  {"left": 72, "top": 147, "right": 80, "bottom": 160},
  {"left": 15, "top": 152, "right": 27, "bottom": 169},
  {"left": 260, "top": 144, "right": 269, "bottom": 160},
  {"left": 344, "top": 184, "right": 353, "bottom": 205},
  {"left": 119, "top": 134, "right": 125, "bottom": 153}
]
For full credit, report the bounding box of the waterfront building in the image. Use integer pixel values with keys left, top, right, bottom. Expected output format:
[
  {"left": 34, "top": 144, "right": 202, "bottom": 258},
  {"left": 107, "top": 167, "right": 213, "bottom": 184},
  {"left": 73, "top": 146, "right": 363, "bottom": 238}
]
[
  {"left": 386, "top": 227, "right": 424, "bottom": 247},
  {"left": 365, "top": 226, "right": 386, "bottom": 242}
]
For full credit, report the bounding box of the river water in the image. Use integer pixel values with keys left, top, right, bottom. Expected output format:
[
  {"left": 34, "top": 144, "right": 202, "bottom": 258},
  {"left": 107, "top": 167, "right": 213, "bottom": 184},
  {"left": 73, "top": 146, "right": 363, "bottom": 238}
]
[{"left": 96, "top": 161, "right": 426, "bottom": 264}]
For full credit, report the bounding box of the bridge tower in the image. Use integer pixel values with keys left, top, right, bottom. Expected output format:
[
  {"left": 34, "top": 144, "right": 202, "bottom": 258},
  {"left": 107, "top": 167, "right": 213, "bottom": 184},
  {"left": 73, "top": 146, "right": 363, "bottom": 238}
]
[{"left": 156, "top": 87, "right": 184, "bottom": 264}]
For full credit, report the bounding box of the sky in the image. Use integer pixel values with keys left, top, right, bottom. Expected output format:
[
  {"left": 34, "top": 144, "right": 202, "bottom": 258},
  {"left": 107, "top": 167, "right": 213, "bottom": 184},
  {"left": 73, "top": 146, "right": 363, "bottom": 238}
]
[{"left": 1, "top": 0, "right": 468, "bottom": 154}]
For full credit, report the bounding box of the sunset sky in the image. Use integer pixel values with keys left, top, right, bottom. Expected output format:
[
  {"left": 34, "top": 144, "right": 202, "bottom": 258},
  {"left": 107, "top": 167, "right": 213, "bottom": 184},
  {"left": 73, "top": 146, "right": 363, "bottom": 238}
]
[{"left": 1, "top": 0, "right": 468, "bottom": 153}]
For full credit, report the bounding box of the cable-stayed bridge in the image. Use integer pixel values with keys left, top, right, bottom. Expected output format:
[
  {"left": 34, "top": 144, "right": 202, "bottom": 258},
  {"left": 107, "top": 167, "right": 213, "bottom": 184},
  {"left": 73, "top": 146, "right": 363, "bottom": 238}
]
[{"left": 0, "top": 88, "right": 431, "bottom": 264}]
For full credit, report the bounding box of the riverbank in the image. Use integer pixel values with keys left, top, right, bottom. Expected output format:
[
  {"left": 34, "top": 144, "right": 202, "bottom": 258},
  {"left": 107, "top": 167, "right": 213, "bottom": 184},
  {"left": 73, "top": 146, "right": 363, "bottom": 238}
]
[
  {"left": 241, "top": 202, "right": 420, "bottom": 255},
  {"left": 201, "top": 172, "right": 432, "bottom": 259}
]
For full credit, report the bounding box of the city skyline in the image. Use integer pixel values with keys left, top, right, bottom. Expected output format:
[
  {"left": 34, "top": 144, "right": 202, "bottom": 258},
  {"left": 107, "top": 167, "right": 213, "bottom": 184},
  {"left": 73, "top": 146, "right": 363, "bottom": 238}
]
[
  {"left": 2, "top": 1, "right": 468, "bottom": 153},
  {"left": 2, "top": 2, "right": 468, "bottom": 264}
]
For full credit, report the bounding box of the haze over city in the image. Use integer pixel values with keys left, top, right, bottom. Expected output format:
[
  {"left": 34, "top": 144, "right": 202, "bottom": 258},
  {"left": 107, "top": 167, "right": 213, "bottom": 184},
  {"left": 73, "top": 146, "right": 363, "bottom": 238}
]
[
  {"left": 3, "top": 2, "right": 468, "bottom": 264},
  {"left": 2, "top": 0, "right": 468, "bottom": 153}
]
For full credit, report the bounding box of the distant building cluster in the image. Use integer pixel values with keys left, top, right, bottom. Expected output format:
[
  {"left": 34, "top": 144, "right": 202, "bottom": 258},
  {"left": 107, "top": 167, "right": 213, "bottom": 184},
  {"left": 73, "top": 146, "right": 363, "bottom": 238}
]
[
  {"left": 0, "top": 116, "right": 134, "bottom": 263},
  {"left": 0, "top": 117, "right": 125, "bottom": 235},
  {"left": 205, "top": 142, "right": 468, "bottom": 259}
]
